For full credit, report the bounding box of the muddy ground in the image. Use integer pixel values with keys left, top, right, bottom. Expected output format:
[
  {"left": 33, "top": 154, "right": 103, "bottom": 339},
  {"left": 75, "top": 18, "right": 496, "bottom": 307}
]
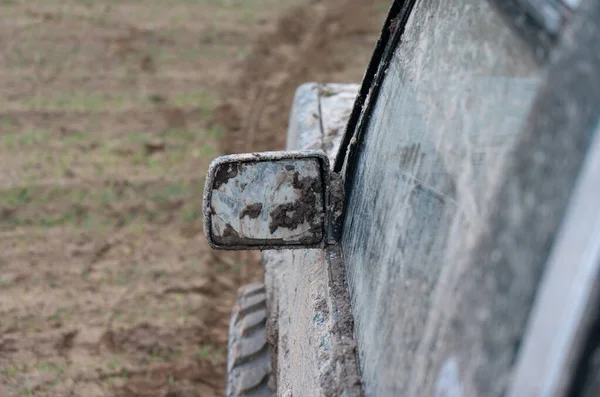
[{"left": 0, "top": 0, "right": 388, "bottom": 396}]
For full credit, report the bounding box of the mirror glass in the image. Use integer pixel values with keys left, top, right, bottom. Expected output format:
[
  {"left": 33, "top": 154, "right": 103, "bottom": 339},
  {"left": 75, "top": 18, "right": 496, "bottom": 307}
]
[{"left": 205, "top": 153, "right": 327, "bottom": 249}]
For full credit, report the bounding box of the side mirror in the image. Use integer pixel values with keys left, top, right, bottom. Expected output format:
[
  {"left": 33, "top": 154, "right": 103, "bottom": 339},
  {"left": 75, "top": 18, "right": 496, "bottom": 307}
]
[{"left": 203, "top": 150, "right": 333, "bottom": 250}]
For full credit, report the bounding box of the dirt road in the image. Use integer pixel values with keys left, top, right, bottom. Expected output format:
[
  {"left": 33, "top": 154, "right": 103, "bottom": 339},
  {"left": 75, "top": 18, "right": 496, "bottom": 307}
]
[{"left": 0, "top": 1, "right": 388, "bottom": 396}]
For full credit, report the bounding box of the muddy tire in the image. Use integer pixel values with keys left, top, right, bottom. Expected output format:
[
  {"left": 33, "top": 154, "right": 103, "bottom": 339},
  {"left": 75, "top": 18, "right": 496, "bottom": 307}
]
[{"left": 226, "top": 283, "right": 274, "bottom": 397}]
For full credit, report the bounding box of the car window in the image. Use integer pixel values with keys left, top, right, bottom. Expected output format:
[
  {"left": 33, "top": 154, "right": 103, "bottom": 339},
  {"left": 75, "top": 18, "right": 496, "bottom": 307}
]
[{"left": 340, "top": 1, "right": 545, "bottom": 395}]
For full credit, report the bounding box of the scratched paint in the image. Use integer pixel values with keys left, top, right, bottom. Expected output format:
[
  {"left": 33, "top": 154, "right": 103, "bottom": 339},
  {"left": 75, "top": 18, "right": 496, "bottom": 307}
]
[{"left": 210, "top": 158, "right": 325, "bottom": 247}]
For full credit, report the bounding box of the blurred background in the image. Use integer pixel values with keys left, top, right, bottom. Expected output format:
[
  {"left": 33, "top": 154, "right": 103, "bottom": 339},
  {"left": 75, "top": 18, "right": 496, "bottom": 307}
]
[{"left": 0, "top": 0, "right": 388, "bottom": 395}]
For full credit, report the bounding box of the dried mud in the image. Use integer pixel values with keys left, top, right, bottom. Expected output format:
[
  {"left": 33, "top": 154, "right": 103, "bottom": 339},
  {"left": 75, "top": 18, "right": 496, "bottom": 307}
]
[
  {"left": 239, "top": 203, "right": 263, "bottom": 220},
  {"left": 268, "top": 172, "right": 322, "bottom": 235},
  {"left": 0, "top": 0, "right": 388, "bottom": 396}
]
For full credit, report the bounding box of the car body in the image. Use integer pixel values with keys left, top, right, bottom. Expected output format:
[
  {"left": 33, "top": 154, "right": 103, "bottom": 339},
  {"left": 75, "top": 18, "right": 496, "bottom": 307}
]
[{"left": 204, "top": 1, "right": 600, "bottom": 396}]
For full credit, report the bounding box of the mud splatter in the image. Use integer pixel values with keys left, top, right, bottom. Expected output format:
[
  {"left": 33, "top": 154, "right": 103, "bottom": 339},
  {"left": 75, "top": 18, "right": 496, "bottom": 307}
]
[
  {"left": 223, "top": 223, "right": 241, "bottom": 239},
  {"left": 269, "top": 172, "right": 323, "bottom": 235},
  {"left": 240, "top": 203, "right": 263, "bottom": 219},
  {"left": 214, "top": 163, "right": 241, "bottom": 189}
]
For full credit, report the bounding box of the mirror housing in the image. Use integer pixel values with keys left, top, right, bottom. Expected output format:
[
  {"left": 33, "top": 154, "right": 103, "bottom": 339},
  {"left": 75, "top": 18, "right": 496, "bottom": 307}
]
[{"left": 203, "top": 150, "right": 332, "bottom": 250}]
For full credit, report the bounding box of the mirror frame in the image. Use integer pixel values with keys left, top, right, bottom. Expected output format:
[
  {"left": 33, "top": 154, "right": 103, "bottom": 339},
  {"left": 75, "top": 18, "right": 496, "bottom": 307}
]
[{"left": 203, "top": 150, "right": 331, "bottom": 250}]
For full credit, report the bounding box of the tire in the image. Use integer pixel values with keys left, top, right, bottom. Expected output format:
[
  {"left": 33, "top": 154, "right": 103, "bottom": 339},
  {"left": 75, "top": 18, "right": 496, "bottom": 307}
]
[{"left": 226, "top": 283, "right": 274, "bottom": 397}]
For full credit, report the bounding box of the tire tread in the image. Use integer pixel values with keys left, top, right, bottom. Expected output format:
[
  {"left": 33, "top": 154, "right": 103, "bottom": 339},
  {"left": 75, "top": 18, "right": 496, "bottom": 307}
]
[{"left": 226, "top": 283, "right": 274, "bottom": 397}]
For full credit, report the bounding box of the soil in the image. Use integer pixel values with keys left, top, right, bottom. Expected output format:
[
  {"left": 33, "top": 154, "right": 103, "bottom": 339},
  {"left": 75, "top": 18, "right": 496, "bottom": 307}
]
[
  {"left": 0, "top": 0, "right": 388, "bottom": 396},
  {"left": 215, "top": 0, "right": 388, "bottom": 153}
]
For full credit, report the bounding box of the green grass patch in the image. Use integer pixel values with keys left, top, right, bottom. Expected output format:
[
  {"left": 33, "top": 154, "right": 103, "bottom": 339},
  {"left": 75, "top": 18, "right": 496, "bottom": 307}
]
[
  {"left": 193, "top": 344, "right": 224, "bottom": 361},
  {"left": 16, "top": 93, "right": 132, "bottom": 111},
  {"left": 171, "top": 92, "right": 214, "bottom": 111},
  {"left": 0, "top": 129, "right": 88, "bottom": 149},
  {"left": 102, "top": 264, "right": 143, "bottom": 286},
  {"left": 47, "top": 307, "right": 71, "bottom": 327},
  {"left": 35, "top": 361, "right": 66, "bottom": 374},
  {"left": 8, "top": 87, "right": 216, "bottom": 113},
  {"left": 0, "top": 179, "right": 205, "bottom": 229},
  {"left": 10, "top": 90, "right": 214, "bottom": 113},
  {"left": 150, "top": 346, "right": 183, "bottom": 362},
  {"left": 1, "top": 131, "right": 45, "bottom": 148}
]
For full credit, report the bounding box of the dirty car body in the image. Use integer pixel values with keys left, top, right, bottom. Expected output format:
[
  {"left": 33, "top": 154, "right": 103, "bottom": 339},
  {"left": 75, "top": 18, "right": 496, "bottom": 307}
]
[{"left": 204, "top": 0, "right": 600, "bottom": 396}]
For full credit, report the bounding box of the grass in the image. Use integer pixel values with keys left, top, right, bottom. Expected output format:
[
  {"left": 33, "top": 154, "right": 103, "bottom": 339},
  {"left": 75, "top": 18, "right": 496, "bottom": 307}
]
[
  {"left": 193, "top": 344, "right": 224, "bottom": 361},
  {"left": 0, "top": 125, "right": 218, "bottom": 186},
  {"left": 48, "top": 308, "right": 70, "bottom": 327},
  {"left": 170, "top": 92, "right": 214, "bottom": 110},
  {"left": 150, "top": 346, "right": 183, "bottom": 363},
  {"left": 0, "top": 178, "right": 205, "bottom": 229},
  {"left": 1, "top": 131, "right": 46, "bottom": 148},
  {"left": 0, "top": 366, "right": 20, "bottom": 377},
  {"left": 2, "top": 309, "right": 72, "bottom": 334},
  {"left": 4, "top": 89, "right": 215, "bottom": 113},
  {"left": 102, "top": 264, "right": 144, "bottom": 286},
  {"left": 0, "top": 278, "right": 13, "bottom": 288},
  {"left": 107, "top": 355, "right": 122, "bottom": 371},
  {"left": 11, "top": 94, "right": 152, "bottom": 112},
  {"left": 35, "top": 361, "right": 66, "bottom": 374}
]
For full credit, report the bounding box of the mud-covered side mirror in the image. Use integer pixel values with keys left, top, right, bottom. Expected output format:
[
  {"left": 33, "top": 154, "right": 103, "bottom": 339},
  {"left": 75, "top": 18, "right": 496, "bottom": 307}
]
[{"left": 203, "top": 150, "right": 332, "bottom": 250}]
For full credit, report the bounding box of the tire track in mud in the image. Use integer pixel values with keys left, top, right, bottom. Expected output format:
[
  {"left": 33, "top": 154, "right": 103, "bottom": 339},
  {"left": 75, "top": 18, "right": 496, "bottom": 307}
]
[{"left": 214, "top": 0, "right": 388, "bottom": 154}]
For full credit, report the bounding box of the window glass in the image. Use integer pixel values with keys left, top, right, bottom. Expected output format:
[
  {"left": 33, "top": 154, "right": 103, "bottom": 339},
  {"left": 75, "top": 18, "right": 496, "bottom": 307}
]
[{"left": 341, "top": 1, "right": 543, "bottom": 395}]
